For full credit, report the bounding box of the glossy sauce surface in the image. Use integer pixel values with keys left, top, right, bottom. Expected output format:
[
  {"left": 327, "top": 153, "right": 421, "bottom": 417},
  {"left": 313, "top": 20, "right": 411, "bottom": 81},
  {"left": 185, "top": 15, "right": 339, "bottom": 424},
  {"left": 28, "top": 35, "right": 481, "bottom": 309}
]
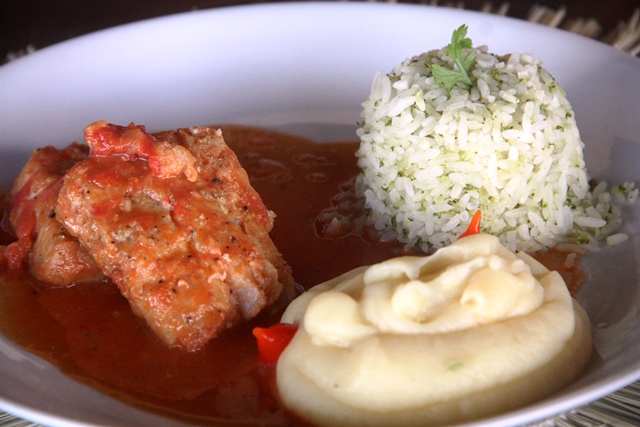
[{"left": 0, "top": 126, "right": 582, "bottom": 425}]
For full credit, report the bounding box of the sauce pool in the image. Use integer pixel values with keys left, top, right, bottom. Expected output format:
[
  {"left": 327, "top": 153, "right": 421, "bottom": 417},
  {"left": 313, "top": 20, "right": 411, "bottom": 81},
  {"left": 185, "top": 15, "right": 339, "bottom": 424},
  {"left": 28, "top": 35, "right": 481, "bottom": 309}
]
[{"left": 0, "top": 125, "right": 582, "bottom": 425}]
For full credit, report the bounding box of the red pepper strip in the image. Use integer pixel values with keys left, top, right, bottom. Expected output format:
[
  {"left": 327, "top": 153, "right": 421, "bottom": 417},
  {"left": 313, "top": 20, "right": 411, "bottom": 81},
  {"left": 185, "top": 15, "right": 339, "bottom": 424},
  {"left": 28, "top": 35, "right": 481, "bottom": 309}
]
[
  {"left": 458, "top": 210, "right": 482, "bottom": 240},
  {"left": 252, "top": 323, "right": 298, "bottom": 365}
]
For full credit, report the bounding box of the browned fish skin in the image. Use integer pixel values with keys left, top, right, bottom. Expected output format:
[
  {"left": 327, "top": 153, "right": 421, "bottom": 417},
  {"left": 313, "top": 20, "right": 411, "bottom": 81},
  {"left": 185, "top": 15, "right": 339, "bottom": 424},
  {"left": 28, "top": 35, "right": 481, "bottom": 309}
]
[
  {"left": 56, "top": 121, "right": 294, "bottom": 350},
  {"left": 6, "top": 143, "right": 104, "bottom": 287}
]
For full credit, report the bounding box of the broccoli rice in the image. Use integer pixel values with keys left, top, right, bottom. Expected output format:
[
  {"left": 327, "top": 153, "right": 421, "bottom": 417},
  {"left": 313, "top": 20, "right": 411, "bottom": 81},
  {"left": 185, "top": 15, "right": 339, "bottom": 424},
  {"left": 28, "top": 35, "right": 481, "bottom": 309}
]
[{"left": 355, "top": 28, "right": 637, "bottom": 253}]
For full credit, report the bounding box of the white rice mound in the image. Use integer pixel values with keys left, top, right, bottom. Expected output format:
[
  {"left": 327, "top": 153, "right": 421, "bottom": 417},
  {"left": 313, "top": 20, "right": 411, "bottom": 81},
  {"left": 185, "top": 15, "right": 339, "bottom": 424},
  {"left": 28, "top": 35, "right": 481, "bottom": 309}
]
[{"left": 356, "top": 44, "right": 637, "bottom": 253}]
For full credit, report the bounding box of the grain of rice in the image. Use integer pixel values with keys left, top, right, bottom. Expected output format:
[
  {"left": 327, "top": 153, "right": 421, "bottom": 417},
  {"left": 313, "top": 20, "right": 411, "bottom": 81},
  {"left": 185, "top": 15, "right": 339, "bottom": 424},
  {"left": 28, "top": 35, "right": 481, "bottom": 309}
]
[
  {"left": 606, "top": 233, "right": 629, "bottom": 246},
  {"left": 564, "top": 252, "right": 578, "bottom": 269}
]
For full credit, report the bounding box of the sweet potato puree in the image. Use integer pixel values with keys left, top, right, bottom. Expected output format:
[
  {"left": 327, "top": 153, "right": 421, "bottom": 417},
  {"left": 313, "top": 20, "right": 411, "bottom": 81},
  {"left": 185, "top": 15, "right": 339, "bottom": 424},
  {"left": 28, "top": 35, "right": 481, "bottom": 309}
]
[{"left": 0, "top": 126, "right": 585, "bottom": 425}]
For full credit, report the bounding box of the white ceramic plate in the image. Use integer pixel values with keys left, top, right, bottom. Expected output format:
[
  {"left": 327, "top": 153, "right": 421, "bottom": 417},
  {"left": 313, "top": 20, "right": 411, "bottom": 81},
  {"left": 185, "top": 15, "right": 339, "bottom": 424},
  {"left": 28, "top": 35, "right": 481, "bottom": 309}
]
[{"left": 0, "top": 2, "right": 639, "bottom": 427}]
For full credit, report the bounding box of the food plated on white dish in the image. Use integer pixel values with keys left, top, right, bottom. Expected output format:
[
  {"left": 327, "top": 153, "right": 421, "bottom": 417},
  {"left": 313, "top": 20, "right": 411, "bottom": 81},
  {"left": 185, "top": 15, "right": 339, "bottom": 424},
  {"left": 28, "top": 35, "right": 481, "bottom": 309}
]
[{"left": 0, "top": 2, "right": 639, "bottom": 427}]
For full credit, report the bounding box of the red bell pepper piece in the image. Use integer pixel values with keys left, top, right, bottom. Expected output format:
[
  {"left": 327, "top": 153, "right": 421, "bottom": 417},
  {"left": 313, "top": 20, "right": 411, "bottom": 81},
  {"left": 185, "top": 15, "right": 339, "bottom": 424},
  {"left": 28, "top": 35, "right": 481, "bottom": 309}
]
[
  {"left": 458, "top": 210, "right": 482, "bottom": 239},
  {"left": 253, "top": 323, "right": 298, "bottom": 365}
]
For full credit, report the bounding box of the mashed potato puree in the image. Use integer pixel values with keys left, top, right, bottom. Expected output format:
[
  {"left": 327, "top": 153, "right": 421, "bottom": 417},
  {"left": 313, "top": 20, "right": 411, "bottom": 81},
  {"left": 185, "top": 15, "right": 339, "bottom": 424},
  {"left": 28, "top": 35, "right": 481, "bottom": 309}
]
[{"left": 277, "top": 234, "right": 592, "bottom": 426}]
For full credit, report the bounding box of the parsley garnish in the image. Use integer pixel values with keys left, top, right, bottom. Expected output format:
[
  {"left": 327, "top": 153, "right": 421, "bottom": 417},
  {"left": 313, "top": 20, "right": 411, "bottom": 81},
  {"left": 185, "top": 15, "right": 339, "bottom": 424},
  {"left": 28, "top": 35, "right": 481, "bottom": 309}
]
[{"left": 431, "top": 24, "right": 477, "bottom": 93}]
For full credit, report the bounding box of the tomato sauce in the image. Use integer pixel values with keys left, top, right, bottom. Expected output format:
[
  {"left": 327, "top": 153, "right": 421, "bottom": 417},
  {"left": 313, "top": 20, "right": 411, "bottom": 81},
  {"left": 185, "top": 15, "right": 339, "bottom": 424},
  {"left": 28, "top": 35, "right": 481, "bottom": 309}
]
[{"left": 0, "top": 125, "right": 583, "bottom": 425}]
